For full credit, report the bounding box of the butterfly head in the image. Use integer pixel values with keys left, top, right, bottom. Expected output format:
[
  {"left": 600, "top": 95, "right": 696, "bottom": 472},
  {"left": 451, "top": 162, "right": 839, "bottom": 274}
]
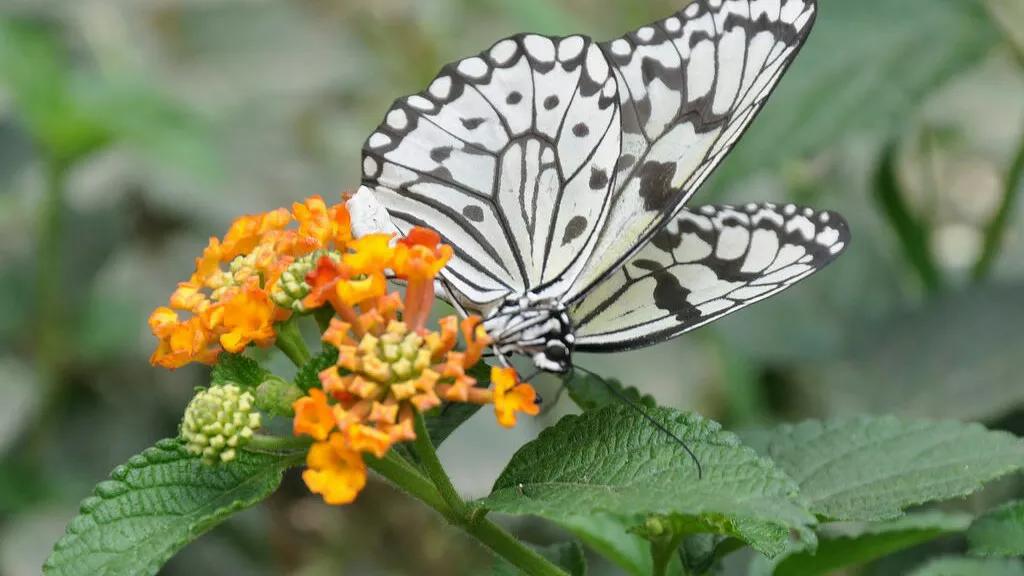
[{"left": 483, "top": 294, "right": 575, "bottom": 374}]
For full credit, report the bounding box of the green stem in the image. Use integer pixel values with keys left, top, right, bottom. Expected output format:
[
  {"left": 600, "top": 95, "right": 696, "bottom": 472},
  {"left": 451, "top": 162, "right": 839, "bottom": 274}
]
[
  {"left": 651, "top": 535, "right": 686, "bottom": 576},
  {"left": 275, "top": 318, "right": 311, "bottom": 367},
  {"left": 973, "top": 128, "right": 1024, "bottom": 281},
  {"left": 246, "top": 434, "right": 312, "bottom": 454},
  {"left": 375, "top": 412, "right": 568, "bottom": 576},
  {"left": 36, "top": 157, "right": 68, "bottom": 389},
  {"left": 411, "top": 411, "right": 469, "bottom": 516}
]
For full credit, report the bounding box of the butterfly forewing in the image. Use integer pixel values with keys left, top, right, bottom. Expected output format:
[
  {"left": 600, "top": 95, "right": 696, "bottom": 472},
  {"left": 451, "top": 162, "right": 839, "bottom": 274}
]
[
  {"left": 360, "top": 34, "right": 622, "bottom": 309},
  {"left": 571, "top": 202, "right": 848, "bottom": 351},
  {"left": 569, "top": 0, "right": 818, "bottom": 300}
]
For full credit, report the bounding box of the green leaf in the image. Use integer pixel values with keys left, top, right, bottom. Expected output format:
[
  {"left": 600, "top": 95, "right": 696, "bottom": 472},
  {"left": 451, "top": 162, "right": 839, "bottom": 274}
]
[
  {"left": 709, "top": 0, "right": 998, "bottom": 192},
  {"left": 493, "top": 541, "right": 587, "bottom": 576},
  {"left": 210, "top": 353, "right": 271, "bottom": 388},
  {"left": 763, "top": 512, "right": 973, "bottom": 576},
  {"left": 968, "top": 500, "right": 1024, "bottom": 558},
  {"left": 743, "top": 416, "right": 1024, "bottom": 521},
  {"left": 478, "top": 406, "right": 817, "bottom": 558},
  {"left": 808, "top": 285, "right": 1024, "bottom": 422},
  {"left": 0, "top": 20, "right": 110, "bottom": 162},
  {"left": 566, "top": 372, "right": 656, "bottom": 412},
  {"left": 910, "top": 557, "right": 1024, "bottom": 576},
  {"left": 293, "top": 345, "right": 338, "bottom": 392},
  {"left": 556, "top": 514, "right": 659, "bottom": 576},
  {"left": 43, "top": 439, "right": 300, "bottom": 576}
]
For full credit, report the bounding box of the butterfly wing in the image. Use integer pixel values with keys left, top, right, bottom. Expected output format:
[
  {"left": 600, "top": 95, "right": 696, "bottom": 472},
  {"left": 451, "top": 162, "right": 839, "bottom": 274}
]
[
  {"left": 569, "top": 0, "right": 818, "bottom": 300},
  {"left": 357, "top": 33, "right": 622, "bottom": 309},
  {"left": 570, "top": 203, "right": 848, "bottom": 351}
]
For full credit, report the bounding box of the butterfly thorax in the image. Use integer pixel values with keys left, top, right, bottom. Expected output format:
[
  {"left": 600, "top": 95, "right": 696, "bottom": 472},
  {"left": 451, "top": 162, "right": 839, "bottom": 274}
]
[{"left": 483, "top": 293, "right": 575, "bottom": 373}]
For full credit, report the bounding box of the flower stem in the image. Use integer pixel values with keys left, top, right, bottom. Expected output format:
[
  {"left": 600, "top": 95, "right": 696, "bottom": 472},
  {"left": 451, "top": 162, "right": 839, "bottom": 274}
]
[
  {"left": 246, "top": 434, "right": 312, "bottom": 454},
  {"left": 36, "top": 157, "right": 68, "bottom": 390},
  {"left": 368, "top": 444, "right": 568, "bottom": 576},
  {"left": 411, "top": 411, "right": 468, "bottom": 517},
  {"left": 275, "top": 318, "right": 312, "bottom": 367},
  {"left": 973, "top": 129, "right": 1024, "bottom": 281}
]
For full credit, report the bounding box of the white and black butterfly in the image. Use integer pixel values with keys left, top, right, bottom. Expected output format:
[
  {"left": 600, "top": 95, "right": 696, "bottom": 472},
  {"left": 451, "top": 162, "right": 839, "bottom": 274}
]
[{"left": 350, "top": 0, "right": 848, "bottom": 373}]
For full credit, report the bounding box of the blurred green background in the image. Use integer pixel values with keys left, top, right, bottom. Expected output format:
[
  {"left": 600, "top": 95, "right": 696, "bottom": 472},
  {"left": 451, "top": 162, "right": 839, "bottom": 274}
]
[{"left": 1, "top": 0, "right": 1022, "bottom": 574}]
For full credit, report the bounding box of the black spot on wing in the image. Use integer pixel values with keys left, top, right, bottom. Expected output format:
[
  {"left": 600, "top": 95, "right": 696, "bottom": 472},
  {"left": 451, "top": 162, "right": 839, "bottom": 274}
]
[
  {"left": 461, "top": 117, "right": 485, "bottom": 130},
  {"left": 638, "top": 161, "right": 677, "bottom": 211},
  {"left": 572, "top": 123, "right": 590, "bottom": 137},
  {"left": 430, "top": 147, "right": 453, "bottom": 162},
  {"left": 615, "top": 154, "right": 636, "bottom": 173},
  {"left": 561, "top": 216, "right": 588, "bottom": 246},
  {"left": 650, "top": 226, "right": 680, "bottom": 251},
  {"left": 507, "top": 91, "right": 523, "bottom": 105},
  {"left": 589, "top": 168, "right": 609, "bottom": 190},
  {"left": 544, "top": 95, "right": 560, "bottom": 110},
  {"left": 630, "top": 260, "right": 699, "bottom": 322},
  {"left": 462, "top": 205, "right": 485, "bottom": 222}
]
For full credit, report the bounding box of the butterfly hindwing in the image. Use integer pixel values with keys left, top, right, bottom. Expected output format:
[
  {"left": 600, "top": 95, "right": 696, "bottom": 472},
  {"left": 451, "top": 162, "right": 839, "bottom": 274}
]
[
  {"left": 360, "top": 33, "right": 622, "bottom": 308},
  {"left": 571, "top": 202, "right": 848, "bottom": 351},
  {"left": 570, "top": 0, "right": 818, "bottom": 300}
]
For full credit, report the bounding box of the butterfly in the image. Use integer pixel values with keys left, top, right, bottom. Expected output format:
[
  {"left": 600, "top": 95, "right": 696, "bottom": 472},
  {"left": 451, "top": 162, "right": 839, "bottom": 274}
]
[{"left": 349, "top": 0, "right": 848, "bottom": 374}]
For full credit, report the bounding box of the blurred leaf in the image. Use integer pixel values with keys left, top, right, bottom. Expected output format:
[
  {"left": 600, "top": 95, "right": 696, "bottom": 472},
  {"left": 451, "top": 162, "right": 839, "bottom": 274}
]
[
  {"left": 765, "top": 512, "right": 973, "bottom": 576},
  {"left": 475, "top": 0, "right": 580, "bottom": 35},
  {"left": 0, "top": 357, "right": 39, "bottom": 454},
  {"left": 875, "top": 145, "right": 943, "bottom": 293},
  {"left": 479, "top": 406, "right": 816, "bottom": 558},
  {"left": 743, "top": 416, "right": 1024, "bottom": 521},
  {"left": 0, "top": 20, "right": 110, "bottom": 163},
  {"left": 910, "top": 557, "right": 1024, "bottom": 576},
  {"left": 566, "top": 372, "right": 656, "bottom": 412},
  {"left": 974, "top": 128, "right": 1024, "bottom": 280},
  {"left": 493, "top": 541, "right": 587, "bottom": 576},
  {"left": 710, "top": 0, "right": 998, "bottom": 192},
  {"left": 968, "top": 500, "right": 1024, "bottom": 558},
  {"left": 43, "top": 439, "right": 300, "bottom": 576},
  {"left": 808, "top": 284, "right": 1024, "bottom": 421},
  {"left": 211, "top": 353, "right": 272, "bottom": 388}
]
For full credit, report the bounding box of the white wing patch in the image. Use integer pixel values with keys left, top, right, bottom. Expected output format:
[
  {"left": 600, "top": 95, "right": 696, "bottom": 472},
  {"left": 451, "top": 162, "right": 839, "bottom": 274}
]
[
  {"left": 571, "top": 202, "right": 848, "bottom": 351},
  {"left": 570, "top": 0, "right": 817, "bottom": 300},
  {"left": 360, "top": 34, "right": 621, "bottom": 308}
]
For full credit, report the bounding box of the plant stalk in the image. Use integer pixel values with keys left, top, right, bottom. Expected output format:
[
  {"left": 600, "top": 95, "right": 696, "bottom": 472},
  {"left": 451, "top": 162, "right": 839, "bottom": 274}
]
[
  {"left": 411, "top": 411, "right": 468, "bottom": 517},
  {"left": 275, "top": 318, "right": 312, "bottom": 367},
  {"left": 973, "top": 128, "right": 1024, "bottom": 281},
  {"left": 36, "top": 157, "right": 68, "bottom": 390}
]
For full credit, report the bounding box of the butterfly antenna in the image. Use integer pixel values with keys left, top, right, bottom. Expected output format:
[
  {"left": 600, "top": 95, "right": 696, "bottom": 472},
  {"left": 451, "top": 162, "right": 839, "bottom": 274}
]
[{"left": 571, "top": 365, "right": 703, "bottom": 480}]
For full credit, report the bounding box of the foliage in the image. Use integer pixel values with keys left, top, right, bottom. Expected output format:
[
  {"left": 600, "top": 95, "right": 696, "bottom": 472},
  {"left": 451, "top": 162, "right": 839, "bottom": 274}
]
[
  {"left": 968, "top": 500, "right": 1024, "bottom": 558},
  {"left": 743, "top": 416, "right": 1024, "bottom": 521},
  {"left": 43, "top": 439, "right": 300, "bottom": 576}
]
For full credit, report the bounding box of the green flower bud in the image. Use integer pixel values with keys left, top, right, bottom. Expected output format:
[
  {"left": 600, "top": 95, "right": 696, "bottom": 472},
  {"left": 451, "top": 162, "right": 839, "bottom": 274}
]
[
  {"left": 271, "top": 250, "right": 340, "bottom": 312},
  {"left": 181, "top": 384, "right": 261, "bottom": 465},
  {"left": 254, "top": 376, "right": 305, "bottom": 417}
]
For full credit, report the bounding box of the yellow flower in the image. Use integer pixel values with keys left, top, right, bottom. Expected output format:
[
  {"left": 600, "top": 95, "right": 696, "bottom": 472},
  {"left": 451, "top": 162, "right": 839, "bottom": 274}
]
[
  {"left": 302, "top": 433, "right": 367, "bottom": 505},
  {"left": 491, "top": 367, "right": 540, "bottom": 428}
]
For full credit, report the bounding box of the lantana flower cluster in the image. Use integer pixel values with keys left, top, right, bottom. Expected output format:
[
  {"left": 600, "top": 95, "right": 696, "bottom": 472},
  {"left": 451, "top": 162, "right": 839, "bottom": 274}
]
[{"left": 150, "top": 195, "right": 539, "bottom": 505}]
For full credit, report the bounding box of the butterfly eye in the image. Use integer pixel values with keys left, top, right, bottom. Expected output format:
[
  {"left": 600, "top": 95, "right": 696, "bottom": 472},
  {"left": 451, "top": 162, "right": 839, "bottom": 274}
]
[{"left": 544, "top": 342, "right": 569, "bottom": 362}]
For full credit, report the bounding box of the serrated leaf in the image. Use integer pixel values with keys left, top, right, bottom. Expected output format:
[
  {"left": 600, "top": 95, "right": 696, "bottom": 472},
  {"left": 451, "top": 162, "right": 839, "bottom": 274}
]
[
  {"left": 210, "top": 353, "right": 271, "bottom": 388},
  {"left": 293, "top": 345, "right": 338, "bottom": 392},
  {"left": 743, "top": 416, "right": 1024, "bottom": 521},
  {"left": 709, "top": 0, "right": 998, "bottom": 192},
  {"left": 44, "top": 439, "right": 301, "bottom": 576},
  {"left": 969, "top": 500, "right": 1024, "bottom": 558},
  {"left": 910, "top": 557, "right": 1024, "bottom": 576},
  {"left": 493, "top": 541, "right": 587, "bottom": 576},
  {"left": 478, "top": 406, "right": 816, "bottom": 558},
  {"left": 566, "top": 372, "right": 656, "bottom": 412},
  {"left": 763, "top": 512, "right": 973, "bottom": 576}
]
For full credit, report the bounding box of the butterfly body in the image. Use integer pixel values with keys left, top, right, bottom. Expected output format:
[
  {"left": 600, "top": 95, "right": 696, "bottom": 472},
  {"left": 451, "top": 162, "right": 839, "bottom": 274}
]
[{"left": 351, "top": 0, "right": 849, "bottom": 373}]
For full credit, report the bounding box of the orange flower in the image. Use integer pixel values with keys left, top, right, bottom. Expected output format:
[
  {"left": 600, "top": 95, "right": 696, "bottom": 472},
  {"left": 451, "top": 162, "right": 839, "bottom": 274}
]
[
  {"left": 392, "top": 228, "right": 453, "bottom": 331},
  {"left": 293, "top": 388, "right": 336, "bottom": 441},
  {"left": 302, "top": 433, "right": 367, "bottom": 505},
  {"left": 491, "top": 367, "right": 540, "bottom": 428},
  {"left": 149, "top": 196, "right": 355, "bottom": 369}
]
